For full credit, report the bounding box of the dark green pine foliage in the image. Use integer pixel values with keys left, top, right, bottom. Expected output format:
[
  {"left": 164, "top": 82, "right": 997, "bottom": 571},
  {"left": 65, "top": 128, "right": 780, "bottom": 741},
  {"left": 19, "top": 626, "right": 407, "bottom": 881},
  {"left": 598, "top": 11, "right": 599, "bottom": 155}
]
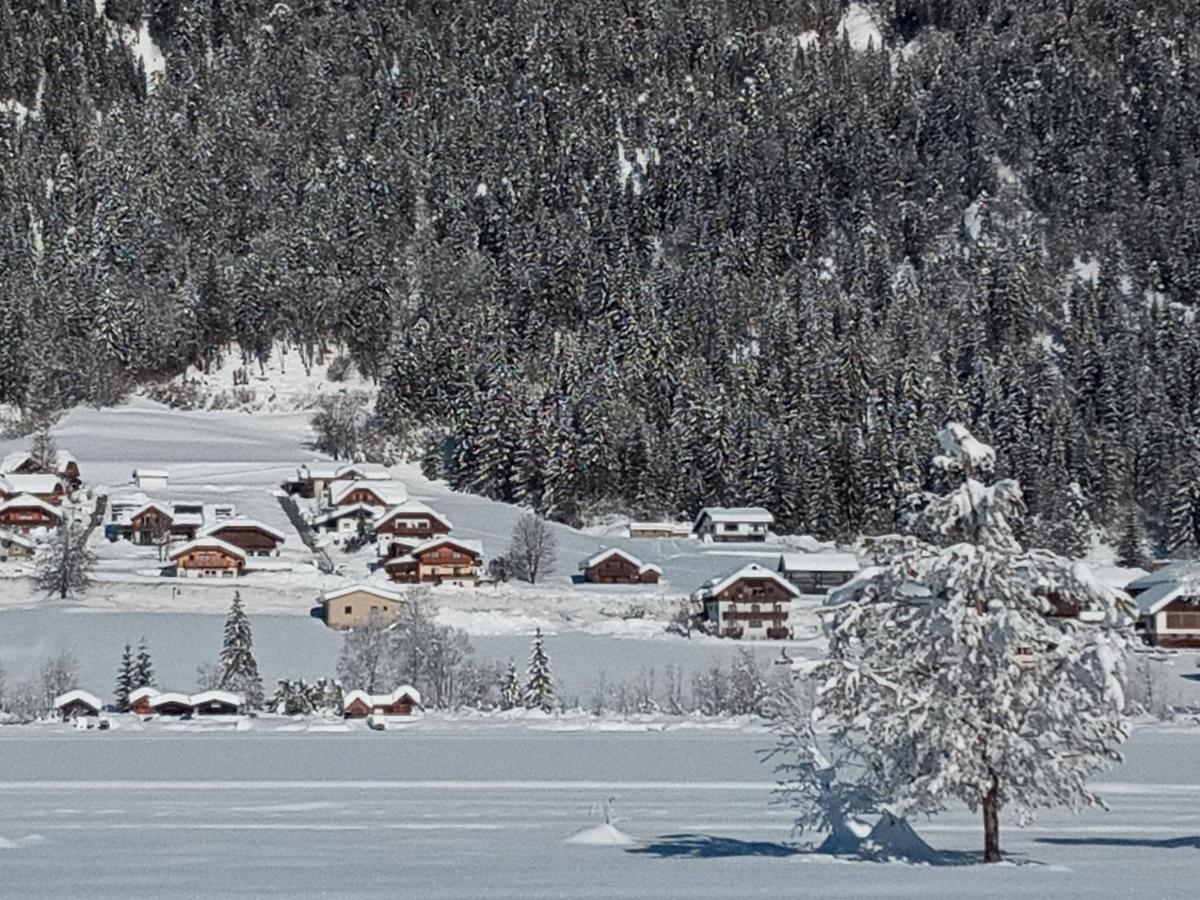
[
  {"left": 134, "top": 636, "right": 154, "bottom": 689},
  {"left": 115, "top": 642, "right": 135, "bottom": 712},
  {"left": 218, "top": 591, "right": 264, "bottom": 708},
  {"left": 523, "top": 629, "right": 554, "bottom": 713}
]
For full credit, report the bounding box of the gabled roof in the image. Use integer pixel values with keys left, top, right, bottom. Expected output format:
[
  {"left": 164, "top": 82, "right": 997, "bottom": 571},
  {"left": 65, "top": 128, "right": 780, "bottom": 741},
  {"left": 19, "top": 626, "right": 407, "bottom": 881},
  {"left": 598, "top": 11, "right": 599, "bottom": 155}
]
[
  {"left": 0, "top": 527, "right": 35, "bottom": 549},
  {"left": 190, "top": 690, "right": 245, "bottom": 708},
  {"left": 580, "top": 547, "right": 646, "bottom": 571},
  {"left": 383, "top": 554, "right": 417, "bottom": 568},
  {"left": 313, "top": 503, "right": 378, "bottom": 526},
  {"left": 337, "top": 463, "right": 391, "bottom": 481},
  {"left": 199, "top": 518, "right": 286, "bottom": 542},
  {"left": 1125, "top": 562, "right": 1200, "bottom": 594},
  {"left": 691, "top": 562, "right": 801, "bottom": 602},
  {"left": 412, "top": 536, "right": 483, "bottom": 559},
  {"left": 148, "top": 692, "right": 193, "bottom": 708},
  {"left": 330, "top": 479, "right": 408, "bottom": 507},
  {"left": 0, "top": 451, "right": 28, "bottom": 474},
  {"left": 170, "top": 536, "right": 247, "bottom": 561},
  {"left": 693, "top": 506, "right": 774, "bottom": 529},
  {"left": 374, "top": 500, "right": 453, "bottom": 531},
  {"left": 778, "top": 552, "right": 860, "bottom": 574},
  {"left": 53, "top": 689, "right": 103, "bottom": 711},
  {"left": 343, "top": 685, "right": 422, "bottom": 709},
  {"left": 1, "top": 473, "right": 63, "bottom": 495},
  {"left": 299, "top": 462, "right": 342, "bottom": 480},
  {"left": 129, "top": 686, "right": 160, "bottom": 703},
  {"left": 321, "top": 583, "right": 404, "bottom": 604},
  {"left": 0, "top": 494, "right": 62, "bottom": 517},
  {"left": 130, "top": 501, "right": 174, "bottom": 522},
  {"left": 1135, "top": 579, "right": 1200, "bottom": 616}
]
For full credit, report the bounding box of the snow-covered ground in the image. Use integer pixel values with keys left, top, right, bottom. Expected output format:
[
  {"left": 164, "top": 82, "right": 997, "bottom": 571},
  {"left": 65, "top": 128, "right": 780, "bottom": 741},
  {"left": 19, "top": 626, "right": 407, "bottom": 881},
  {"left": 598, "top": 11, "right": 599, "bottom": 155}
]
[{"left": 0, "top": 720, "right": 1198, "bottom": 898}]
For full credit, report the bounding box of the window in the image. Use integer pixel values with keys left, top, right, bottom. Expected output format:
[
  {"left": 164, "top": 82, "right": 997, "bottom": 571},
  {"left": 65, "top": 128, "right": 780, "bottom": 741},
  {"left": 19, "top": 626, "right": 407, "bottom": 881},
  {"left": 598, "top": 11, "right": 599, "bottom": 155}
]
[
  {"left": 1166, "top": 611, "right": 1200, "bottom": 630},
  {"left": 723, "top": 523, "right": 738, "bottom": 531},
  {"left": 345, "top": 606, "right": 353, "bottom": 615}
]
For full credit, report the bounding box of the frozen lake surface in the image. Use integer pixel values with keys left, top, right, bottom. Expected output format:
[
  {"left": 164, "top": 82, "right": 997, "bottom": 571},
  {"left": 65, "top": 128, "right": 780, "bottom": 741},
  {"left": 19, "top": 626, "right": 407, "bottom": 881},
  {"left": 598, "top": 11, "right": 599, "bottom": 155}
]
[{"left": 0, "top": 723, "right": 1199, "bottom": 898}]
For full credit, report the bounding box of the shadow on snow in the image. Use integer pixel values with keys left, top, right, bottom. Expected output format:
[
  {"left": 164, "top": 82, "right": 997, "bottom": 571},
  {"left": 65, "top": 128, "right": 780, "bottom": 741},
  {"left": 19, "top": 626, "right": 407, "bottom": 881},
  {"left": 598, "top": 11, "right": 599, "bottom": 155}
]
[
  {"left": 1037, "top": 835, "right": 1200, "bottom": 850},
  {"left": 627, "top": 833, "right": 981, "bottom": 866}
]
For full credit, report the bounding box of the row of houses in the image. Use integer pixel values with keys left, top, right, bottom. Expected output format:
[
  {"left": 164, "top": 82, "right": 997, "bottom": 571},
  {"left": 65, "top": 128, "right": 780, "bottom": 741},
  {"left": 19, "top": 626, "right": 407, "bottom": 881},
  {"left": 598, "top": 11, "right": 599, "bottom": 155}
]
[
  {"left": 629, "top": 507, "right": 776, "bottom": 543},
  {"left": 52, "top": 685, "right": 422, "bottom": 720}
]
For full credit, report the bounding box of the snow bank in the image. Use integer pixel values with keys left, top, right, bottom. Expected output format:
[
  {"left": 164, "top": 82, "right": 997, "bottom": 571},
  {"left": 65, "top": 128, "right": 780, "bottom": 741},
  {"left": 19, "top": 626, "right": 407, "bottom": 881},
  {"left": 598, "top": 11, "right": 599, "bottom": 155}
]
[
  {"left": 837, "top": 3, "right": 883, "bottom": 52},
  {"left": 564, "top": 823, "right": 637, "bottom": 846}
]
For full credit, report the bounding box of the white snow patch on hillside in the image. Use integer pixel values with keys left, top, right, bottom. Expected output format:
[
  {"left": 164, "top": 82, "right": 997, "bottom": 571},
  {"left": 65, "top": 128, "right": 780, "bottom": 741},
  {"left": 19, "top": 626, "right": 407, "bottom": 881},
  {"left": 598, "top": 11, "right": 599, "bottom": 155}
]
[
  {"left": 837, "top": 3, "right": 883, "bottom": 52},
  {"left": 1073, "top": 257, "right": 1101, "bottom": 285},
  {"left": 125, "top": 21, "right": 166, "bottom": 88},
  {"left": 796, "top": 30, "right": 820, "bottom": 51},
  {"left": 963, "top": 198, "right": 984, "bottom": 241},
  {"left": 564, "top": 822, "right": 637, "bottom": 846},
  {"left": 0, "top": 98, "right": 30, "bottom": 129}
]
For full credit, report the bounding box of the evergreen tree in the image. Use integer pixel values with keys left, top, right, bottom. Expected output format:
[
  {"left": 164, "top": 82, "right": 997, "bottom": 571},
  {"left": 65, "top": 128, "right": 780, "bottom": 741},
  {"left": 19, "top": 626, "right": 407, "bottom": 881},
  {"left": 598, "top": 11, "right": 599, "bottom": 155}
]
[
  {"left": 134, "top": 636, "right": 154, "bottom": 688},
  {"left": 499, "top": 661, "right": 521, "bottom": 711},
  {"left": 523, "top": 629, "right": 554, "bottom": 713},
  {"left": 218, "top": 591, "right": 263, "bottom": 708},
  {"left": 114, "top": 642, "right": 135, "bottom": 712},
  {"left": 1115, "top": 506, "right": 1152, "bottom": 570}
]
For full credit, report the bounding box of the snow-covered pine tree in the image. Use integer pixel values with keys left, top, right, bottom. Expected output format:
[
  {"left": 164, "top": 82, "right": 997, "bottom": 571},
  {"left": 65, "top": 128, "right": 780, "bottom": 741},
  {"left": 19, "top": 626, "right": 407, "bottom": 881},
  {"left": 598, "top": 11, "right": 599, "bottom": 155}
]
[
  {"left": 499, "top": 661, "right": 521, "bottom": 710},
  {"left": 802, "top": 423, "right": 1132, "bottom": 863},
  {"left": 218, "top": 591, "right": 264, "bottom": 708},
  {"left": 523, "top": 629, "right": 554, "bottom": 712},
  {"left": 34, "top": 517, "right": 97, "bottom": 599},
  {"left": 29, "top": 428, "right": 57, "bottom": 473},
  {"left": 134, "top": 636, "right": 154, "bottom": 688},
  {"left": 115, "top": 643, "right": 135, "bottom": 711},
  {"left": 1115, "top": 505, "right": 1151, "bottom": 570}
]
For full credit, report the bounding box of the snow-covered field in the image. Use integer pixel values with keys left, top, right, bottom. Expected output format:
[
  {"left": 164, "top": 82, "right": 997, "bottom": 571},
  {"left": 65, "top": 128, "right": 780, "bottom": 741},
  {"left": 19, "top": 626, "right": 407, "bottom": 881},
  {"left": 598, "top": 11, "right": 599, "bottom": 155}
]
[{"left": 0, "top": 721, "right": 1198, "bottom": 898}]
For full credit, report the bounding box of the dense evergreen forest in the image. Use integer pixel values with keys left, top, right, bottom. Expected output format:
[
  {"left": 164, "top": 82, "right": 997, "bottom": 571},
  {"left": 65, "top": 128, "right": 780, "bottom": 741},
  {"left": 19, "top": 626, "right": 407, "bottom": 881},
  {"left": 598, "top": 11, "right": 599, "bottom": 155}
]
[{"left": 2, "top": 0, "right": 1199, "bottom": 553}]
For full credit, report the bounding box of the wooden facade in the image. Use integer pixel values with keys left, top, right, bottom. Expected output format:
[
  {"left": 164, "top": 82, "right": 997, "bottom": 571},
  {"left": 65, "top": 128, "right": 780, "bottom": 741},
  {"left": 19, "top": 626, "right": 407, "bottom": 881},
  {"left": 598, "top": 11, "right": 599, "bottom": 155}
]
[
  {"left": 694, "top": 565, "right": 799, "bottom": 640},
  {"left": 374, "top": 512, "right": 450, "bottom": 541},
  {"left": 580, "top": 549, "right": 661, "bottom": 584},
  {"left": 413, "top": 540, "right": 481, "bottom": 584},
  {"left": 343, "top": 690, "right": 419, "bottom": 718},
  {"left": 338, "top": 486, "right": 393, "bottom": 508},
  {"left": 57, "top": 697, "right": 100, "bottom": 719},
  {"left": 172, "top": 543, "right": 244, "bottom": 578},
  {"left": 203, "top": 524, "right": 282, "bottom": 556},
  {"left": 0, "top": 500, "right": 61, "bottom": 533},
  {"left": 1141, "top": 595, "right": 1200, "bottom": 648},
  {"left": 130, "top": 506, "right": 173, "bottom": 545}
]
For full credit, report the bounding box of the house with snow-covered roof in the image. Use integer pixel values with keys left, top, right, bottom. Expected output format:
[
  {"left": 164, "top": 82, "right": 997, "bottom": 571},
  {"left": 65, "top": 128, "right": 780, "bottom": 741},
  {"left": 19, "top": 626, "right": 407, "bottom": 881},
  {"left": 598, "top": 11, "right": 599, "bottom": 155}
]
[
  {"left": 53, "top": 689, "right": 103, "bottom": 720},
  {"left": 129, "top": 686, "right": 160, "bottom": 715},
  {"left": 198, "top": 518, "right": 285, "bottom": 556},
  {"left": 384, "top": 536, "right": 483, "bottom": 586},
  {"left": 578, "top": 548, "right": 661, "bottom": 585},
  {"left": 777, "top": 552, "right": 860, "bottom": 596},
  {"left": 0, "top": 526, "right": 36, "bottom": 560},
  {"left": 628, "top": 521, "right": 693, "bottom": 539},
  {"left": 693, "top": 507, "right": 774, "bottom": 543},
  {"left": 692, "top": 562, "right": 799, "bottom": 639},
  {"left": 329, "top": 479, "right": 408, "bottom": 511},
  {"left": 319, "top": 583, "right": 407, "bottom": 630},
  {"left": 342, "top": 685, "right": 421, "bottom": 718},
  {"left": 128, "top": 501, "right": 176, "bottom": 545},
  {"left": 312, "top": 503, "right": 378, "bottom": 536},
  {"left": 373, "top": 500, "right": 453, "bottom": 541},
  {"left": 170, "top": 537, "right": 246, "bottom": 578},
  {"left": 132, "top": 468, "right": 170, "bottom": 492},
  {"left": 1133, "top": 570, "right": 1200, "bottom": 648},
  {"left": 1, "top": 449, "right": 79, "bottom": 486},
  {"left": 0, "top": 494, "right": 63, "bottom": 533},
  {"left": 0, "top": 473, "right": 66, "bottom": 505}
]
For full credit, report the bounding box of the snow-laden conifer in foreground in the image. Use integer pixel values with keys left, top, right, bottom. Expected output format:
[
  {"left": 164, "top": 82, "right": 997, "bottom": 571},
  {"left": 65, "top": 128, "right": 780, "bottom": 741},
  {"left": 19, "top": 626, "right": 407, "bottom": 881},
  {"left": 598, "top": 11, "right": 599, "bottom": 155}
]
[
  {"left": 217, "top": 591, "right": 264, "bottom": 709},
  {"left": 524, "top": 629, "right": 555, "bottom": 712},
  {"left": 779, "top": 423, "right": 1133, "bottom": 863}
]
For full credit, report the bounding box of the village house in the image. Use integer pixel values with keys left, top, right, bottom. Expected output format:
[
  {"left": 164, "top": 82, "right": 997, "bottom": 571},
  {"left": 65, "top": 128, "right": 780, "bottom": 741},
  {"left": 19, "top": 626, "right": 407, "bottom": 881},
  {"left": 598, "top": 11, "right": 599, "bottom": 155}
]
[
  {"left": 0, "top": 495, "right": 63, "bottom": 533},
  {"left": 628, "top": 521, "right": 694, "bottom": 539},
  {"left": 132, "top": 468, "right": 170, "bottom": 492},
  {"left": 329, "top": 479, "right": 409, "bottom": 511},
  {"left": 342, "top": 686, "right": 422, "bottom": 718},
  {"left": 578, "top": 548, "right": 662, "bottom": 585},
  {"left": 0, "top": 473, "right": 66, "bottom": 505},
  {"left": 693, "top": 507, "right": 774, "bottom": 543},
  {"left": 129, "top": 686, "right": 160, "bottom": 715},
  {"left": 53, "top": 689, "right": 103, "bottom": 720},
  {"left": 147, "top": 692, "right": 195, "bottom": 716},
  {"left": 777, "top": 552, "right": 861, "bottom": 596},
  {"left": 170, "top": 537, "right": 246, "bottom": 577},
  {"left": 312, "top": 503, "right": 377, "bottom": 536},
  {"left": 384, "top": 536, "right": 483, "bottom": 585},
  {"left": 198, "top": 518, "right": 285, "bottom": 556},
  {"left": 692, "top": 562, "right": 800, "bottom": 640},
  {"left": 1, "top": 449, "right": 80, "bottom": 488},
  {"left": 0, "top": 527, "right": 35, "bottom": 561},
  {"left": 319, "top": 583, "right": 408, "bottom": 630},
  {"left": 1127, "top": 563, "right": 1200, "bottom": 648},
  {"left": 144, "top": 690, "right": 245, "bottom": 717},
  {"left": 285, "top": 462, "right": 392, "bottom": 500},
  {"left": 128, "top": 502, "right": 176, "bottom": 545},
  {"left": 190, "top": 690, "right": 246, "bottom": 716},
  {"left": 373, "top": 500, "right": 453, "bottom": 541}
]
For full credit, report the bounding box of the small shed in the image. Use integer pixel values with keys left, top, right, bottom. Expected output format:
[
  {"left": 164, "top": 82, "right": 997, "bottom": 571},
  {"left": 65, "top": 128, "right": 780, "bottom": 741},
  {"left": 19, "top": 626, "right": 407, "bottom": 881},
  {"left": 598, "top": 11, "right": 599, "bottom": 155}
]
[
  {"left": 579, "top": 548, "right": 662, "bottom": 585},
  {"left": 133, "top": 468, "right": 170, "bottom": 492},
  {"left": 54, "top": 689, "right": 103, "bottom": 720}
]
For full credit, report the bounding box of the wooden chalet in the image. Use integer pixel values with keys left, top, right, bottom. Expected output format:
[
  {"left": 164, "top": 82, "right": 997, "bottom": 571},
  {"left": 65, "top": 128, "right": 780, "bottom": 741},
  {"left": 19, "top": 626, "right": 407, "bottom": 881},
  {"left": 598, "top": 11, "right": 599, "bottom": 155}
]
[
  {"left": 0, "top": 474, "right": 66, "bottom": 505},
  {"left": 1, "top": 450, "right": 80, "bottom": 487},
  {"left": 384, "top": 536, "right": 483, "bottom": 585},
  {"left": 170, "top": 537, "right": 246, "bottom": 578},
  {"left": 147, "top": 692, "right": 195, "bottom": 716},
  {"left": 342, "top": 686, "right": 421, "bottom": 718},
  {"left": 129, "top": 686, "right": 160, "bottom": 715},
  {"left": 190, "top": 690, "right": 246, "bottom": 716},
  {"left": 129, "top": 502, "right": 175, "bottom": 545},
  {"left": 373, "top": 500, "right": 453, "bottom": 541},
  {"left": 320, "top": 584, "right": 407, "bottom": 630},
  {"left": 691, "top": 562, "right": 800, "bottom": 640},
  {"left": 578, "top": 548, "right": 662, "bottom": 585},
  {"left": 312, "top": 503, "right": 376, "bottom": 536},
  {"left": 53, "top": 689, "right": 103, "bottom": 720},
  {"left": 329, "top": 479, "right": 408, "bottom": 510},
  {"left": 0, "top": 527, "right": 35, "bottom": 560},
  {"left": 1128, "top": 563, "right": 1200, "bottom": 648},
  {"left": 628, "top": 521, "right": 693, "bottom": 539},
  {"left": 0, "top": 495, "right": 63, "bottom": 533},
  {"left": 693, "top": 507, "right": 774, "bottom": 543},
  {"left": 777, "top": 552, "right": 860, "bottom": 596},
  {"left": 198, "top": 518, "right": 285, "bottom": 556},
  {"left": 285, "top": 462, "right": 392, "bottom": 500}
]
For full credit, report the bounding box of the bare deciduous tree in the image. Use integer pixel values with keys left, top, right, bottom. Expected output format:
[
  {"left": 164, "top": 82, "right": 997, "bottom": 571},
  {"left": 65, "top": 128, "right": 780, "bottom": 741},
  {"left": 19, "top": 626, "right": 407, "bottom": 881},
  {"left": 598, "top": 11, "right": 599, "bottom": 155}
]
[{"left": 508, "top": 513, "right": 556, "bottom": 584}]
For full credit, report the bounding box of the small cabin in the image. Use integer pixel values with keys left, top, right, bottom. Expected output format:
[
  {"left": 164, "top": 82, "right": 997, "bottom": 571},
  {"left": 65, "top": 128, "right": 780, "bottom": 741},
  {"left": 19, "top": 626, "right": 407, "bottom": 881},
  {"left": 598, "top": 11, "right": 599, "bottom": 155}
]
[
  {"left": 132, "top": 468, "right": 170, "bottom": 492},
  {"left": 148, "top": 692, "right": 196, "bottom": 716},
  {"left": 329, "top": 479, "right": 408, "bottom": 511},
  {"left": 693, "top": 507, "right": 774, "bottom": 543},
  {"left": 777, "top": 552, "right": 860, "bottom": 596},
  {"left": 53, "top": 689, "right": 103, "bottom": 720},
  {"left": 410, "top": 537, "right": 482, "bottom": 585},
  {"left": 373, "top": 501, "right": 453, "bottom": 541},
  {"left": 312, "top": 503, "right": 377, "bottom": 536},
  {"left": 129, "top": 502, "right": 175, "bottom": 545},
  {"left": 190, "top": 690, "right": 246, "bottom": 716},
  {"left": 692, "top": 562, "right": 800, "bottom": 640},
  {"left": 0, "top": 495, "right": 63, "bottom": 533},
  {"left": 171, "top": 537, "right": 246, "bottom": 578},
  {"left": 579, "top": 548, "right": 662, "bottom": 585},
  {"left": 628, "top": 521, "right": 693, "bottom": 539},
  {"left": 342, "top": 686, "right": 421, "bottom": 718},
  {"left": 1, "top": 450, "right": 79, "bottom": 486},
  {"left": 0, "top": 527, "right": 35, "bottom": 560},
  {"left": 199, "top": 519, "right": 285, "bottom": 557},
  {"left": 321, "top": 584, "right": 407, "bottom": 630},
  {"left": 129, "top": 686, "right": 160, "bottom": 715}
]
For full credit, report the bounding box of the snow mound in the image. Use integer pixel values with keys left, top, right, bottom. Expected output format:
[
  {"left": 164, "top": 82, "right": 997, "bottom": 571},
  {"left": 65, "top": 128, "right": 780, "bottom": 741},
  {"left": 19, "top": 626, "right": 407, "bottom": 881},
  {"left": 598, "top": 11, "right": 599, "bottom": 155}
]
[
  {"left": 861, "top": 815, "right": 941, "bottom": 863},
  {"left": 564, "top": 823, "right": 637, "bottom": 846},
  {"left": 837, "top": 3, "right": 883, "bottom": 52}
]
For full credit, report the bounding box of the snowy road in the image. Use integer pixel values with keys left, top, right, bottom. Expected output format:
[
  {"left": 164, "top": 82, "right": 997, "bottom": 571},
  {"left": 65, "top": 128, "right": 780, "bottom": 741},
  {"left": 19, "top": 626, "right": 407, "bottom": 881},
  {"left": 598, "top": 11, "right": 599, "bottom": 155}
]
[{"left": 0, "top": 724, "right": 1199, "bottom": 897}]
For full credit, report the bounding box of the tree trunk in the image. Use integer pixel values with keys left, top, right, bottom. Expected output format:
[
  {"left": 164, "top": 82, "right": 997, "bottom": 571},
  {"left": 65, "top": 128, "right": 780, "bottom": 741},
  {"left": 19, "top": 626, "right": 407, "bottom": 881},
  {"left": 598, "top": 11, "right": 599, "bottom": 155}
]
[{"left": 982, "top": 772, "right": 1001, "bottom": 863}]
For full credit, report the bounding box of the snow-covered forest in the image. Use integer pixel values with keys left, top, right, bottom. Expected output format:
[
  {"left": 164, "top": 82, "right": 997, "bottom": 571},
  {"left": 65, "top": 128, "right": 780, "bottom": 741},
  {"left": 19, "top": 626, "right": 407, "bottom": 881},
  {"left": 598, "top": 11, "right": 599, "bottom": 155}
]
[{"left": 3, "top": 1, "right": 1200, "bottom": 550}]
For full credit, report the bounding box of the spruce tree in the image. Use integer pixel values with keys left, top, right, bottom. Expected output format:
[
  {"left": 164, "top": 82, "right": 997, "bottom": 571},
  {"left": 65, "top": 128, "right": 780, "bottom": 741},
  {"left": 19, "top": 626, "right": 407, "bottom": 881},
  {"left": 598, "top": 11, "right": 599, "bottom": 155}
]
[
  {"left": 218, "top": 591, "right": 264, "bottom": 708},
  {"left": 499, "top": 661, "right": 521, "bottom": 710},
  {"left": 115, "top": 642, "right": 135, "bottom": 711},
  {"left": 523, "top": 629, "right": 554, "bottom": 713},
  {"left": 134, "top": 636, "right": 154, "bottom": 688},
  {"left": 1115, "top": 506, "right": 1151, "bottom": 570}
]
